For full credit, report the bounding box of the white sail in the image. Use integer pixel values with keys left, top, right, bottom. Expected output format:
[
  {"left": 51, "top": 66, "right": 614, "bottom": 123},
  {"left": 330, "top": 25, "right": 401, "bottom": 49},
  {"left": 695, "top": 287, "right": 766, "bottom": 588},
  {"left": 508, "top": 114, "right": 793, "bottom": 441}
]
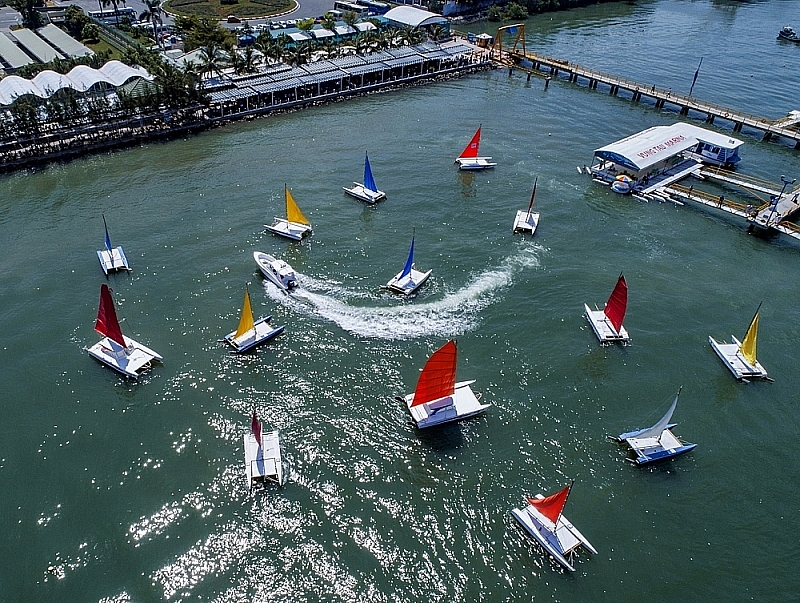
[{"left": 626, "top": 391, "right": 679, "bottom": 440}]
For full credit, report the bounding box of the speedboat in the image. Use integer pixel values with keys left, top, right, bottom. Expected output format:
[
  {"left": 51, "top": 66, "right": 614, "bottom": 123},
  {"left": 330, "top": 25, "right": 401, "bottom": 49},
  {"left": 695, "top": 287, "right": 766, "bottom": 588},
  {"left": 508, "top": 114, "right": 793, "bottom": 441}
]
[
  {"left": 778, "top": 26, "right": 800, "bottom": 41},
  {"left": 254, "top": 251, "right": 298, "bottom": 291}
]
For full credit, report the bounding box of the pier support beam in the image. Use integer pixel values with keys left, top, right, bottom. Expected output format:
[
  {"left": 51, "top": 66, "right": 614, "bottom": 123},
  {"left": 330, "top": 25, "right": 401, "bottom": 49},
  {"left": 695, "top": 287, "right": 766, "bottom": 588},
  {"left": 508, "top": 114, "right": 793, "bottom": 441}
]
[
  {"left": 706, "top": 114, "right": 714, "bottom": 123},
  {"left": 734, "top": 122, "right": 743, "bottom": 132},
  {"left": 680, "top": 106, "right": 689, "bottom": 115}
]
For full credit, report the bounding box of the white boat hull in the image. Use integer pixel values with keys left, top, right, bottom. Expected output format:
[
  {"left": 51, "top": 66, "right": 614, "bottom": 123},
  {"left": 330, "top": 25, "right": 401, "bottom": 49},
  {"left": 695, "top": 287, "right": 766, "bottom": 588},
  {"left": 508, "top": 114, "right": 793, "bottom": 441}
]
[
  {"left": 511, "top": 501, "right": 597, "bottom": 572},
  {"left": 87, "top": 334, "right": 162, "bottom": 379},
  {"left": 244, "top": 427, "right": 283, "bottom": 489},
  {"left": 343, "top": 183, "right": 386, "bottom": 204},
  {"left": 224, "top": 316, "right": 284, "bottom": 353},
  {"left": 97, "top": 246, "right": 130, "bottom": 275},
  {"left": 456, "top": 157, "right": 496, "bottom": 170},
  {"left": 404, "top": 380, "right": 490, "bottom": 428},
  {"left": 384, "top": 266, "right": 432, "bottom": 295},
  {"left": 709, "top": 335, "right": 768, "bottom": 380},
  {"left": 254, "top": 251, "right": 298, "bottom": 291},
  {"left": 513, "top": 210, "right": 540, "bottom": 234},
  {"left": 584, "top": 304, "right": 630, "bottom": 343},
  {"left": 265, "top": 218, "right": 312, "bottom": 241}
]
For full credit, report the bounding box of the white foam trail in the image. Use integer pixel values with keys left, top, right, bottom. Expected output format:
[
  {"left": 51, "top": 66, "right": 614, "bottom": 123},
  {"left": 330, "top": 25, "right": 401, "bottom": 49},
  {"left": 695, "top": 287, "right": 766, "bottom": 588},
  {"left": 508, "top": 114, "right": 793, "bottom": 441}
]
[{"left": 262, "top": 245, "right": 542, "bottom": 340}]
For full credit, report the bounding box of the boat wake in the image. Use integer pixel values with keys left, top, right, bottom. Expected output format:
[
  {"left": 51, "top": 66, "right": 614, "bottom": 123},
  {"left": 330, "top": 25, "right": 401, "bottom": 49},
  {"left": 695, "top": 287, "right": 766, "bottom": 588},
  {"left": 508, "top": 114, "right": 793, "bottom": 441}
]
[{"left": 262, "top": 245, "right": 542, "bottom": 340}]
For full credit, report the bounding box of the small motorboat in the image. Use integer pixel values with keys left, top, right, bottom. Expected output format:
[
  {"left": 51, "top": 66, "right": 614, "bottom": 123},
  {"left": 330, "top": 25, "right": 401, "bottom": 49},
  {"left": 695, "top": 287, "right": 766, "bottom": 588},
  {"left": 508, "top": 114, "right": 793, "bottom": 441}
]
[
  {"left": 254, "top": 251, "right": 298, "bottom": 291},
  {"left": 709, "top": 302, "right": 769, "bottom": 381},
  {"left": 224, "top": 286, "right": 284, "bottom": 353},
  {"left": 455, "top": 125, "right": 496, "bottom": 171},
  {"left": 343, "top": 151, "right": 386, "bottom": 204},
  {"left": 512, "top": 177, "right": 540, "bottom": 234},
  {"left": 87, "top": 284, "right": 162, "bottom": 379},
  {"left": 610, "top": 174, "right": 633, "bottom": 194},
  {"left": 610, "top": 387, "right": 696, "bottom": 465},
  {"left": 244, "top": 410, "right": 284, "bottom": 489},
  {"left": 585, "top": 273, "right": 630, "bottom": 344},
  {"left": 401, "top": 340, "right": 490, "bottom": 429},
  {"left": 384, "top": 231, "right": 431, "bottom": 295},
  {"left": 511, "top": 482, "right": 597, "bottom": 572},
  {"left": 778, "top": 25, "right": 800, "bottom": 42},
  {"left": 97, "top": 214, "right": 130, "bottom": 275}
]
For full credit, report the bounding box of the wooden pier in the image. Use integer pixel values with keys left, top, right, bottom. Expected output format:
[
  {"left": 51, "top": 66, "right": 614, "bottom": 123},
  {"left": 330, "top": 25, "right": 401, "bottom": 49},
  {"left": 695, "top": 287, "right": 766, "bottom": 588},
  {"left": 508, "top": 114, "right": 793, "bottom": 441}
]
[{"left": 490, "top": 24, "right": 800, "bottom": 149}]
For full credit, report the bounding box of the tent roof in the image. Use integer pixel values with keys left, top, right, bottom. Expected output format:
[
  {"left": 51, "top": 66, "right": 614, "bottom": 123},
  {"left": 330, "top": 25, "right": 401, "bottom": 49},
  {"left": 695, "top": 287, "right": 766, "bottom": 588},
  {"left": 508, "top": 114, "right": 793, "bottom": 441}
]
[
  {"left": 594, "top": 123, "right": 708, "bottom": 172},
  {"left": 384, "top": 6, "right": 447, "bottom": 28}
]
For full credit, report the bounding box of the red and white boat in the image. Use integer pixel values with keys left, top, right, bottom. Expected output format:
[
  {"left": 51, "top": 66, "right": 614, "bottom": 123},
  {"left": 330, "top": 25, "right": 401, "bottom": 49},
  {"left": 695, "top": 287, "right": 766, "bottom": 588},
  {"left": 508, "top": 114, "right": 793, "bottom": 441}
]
[
  {"left": 584, "top": 273, "right": 630, "bottom": 343},
  {"left": 454, "top": 125, "right": 496, "bottom": 171},
  {"left": 402, "top": 340, "right": 490, "bottom": 428},
  {"left": 244, "top": 409, "right": 284, "bottom": 489},
  {"left": 511, "top": 482, "right": 597, "bottom": 572},
  {"left": 87, "top": 284, "right": 162, "bottom": 379}
]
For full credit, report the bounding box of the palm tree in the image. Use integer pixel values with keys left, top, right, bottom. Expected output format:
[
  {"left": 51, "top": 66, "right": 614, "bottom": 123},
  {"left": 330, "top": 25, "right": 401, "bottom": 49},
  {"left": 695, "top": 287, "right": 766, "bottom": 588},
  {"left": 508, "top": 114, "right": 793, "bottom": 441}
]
[
  {"left": 321, "top": 13, "right": 336, "bottom": 32},
  {"left": 198, "top": 43, "right": 226, "bottom": 79},
  {"left": 427, "top": 23, "right": 445, "bottom": 42},
  {"left": 139, "top": 0, "right": 163, "bottom": 47},
  {"left": 241, "top": 45, "right": 261, "bottom": 73}
]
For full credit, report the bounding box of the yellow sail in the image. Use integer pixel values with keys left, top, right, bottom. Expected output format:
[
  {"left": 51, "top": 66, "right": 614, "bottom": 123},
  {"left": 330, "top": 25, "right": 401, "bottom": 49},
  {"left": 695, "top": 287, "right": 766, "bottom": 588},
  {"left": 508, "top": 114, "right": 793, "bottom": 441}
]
[
  {"left": 740, "top": 311, "right": 759, "bottom": 366},
  {"left": 286, "top": 187, "right": 310, "bottom": 225},
  {"left": 234, "top": 289, "right": 255, "bottom": 339}
]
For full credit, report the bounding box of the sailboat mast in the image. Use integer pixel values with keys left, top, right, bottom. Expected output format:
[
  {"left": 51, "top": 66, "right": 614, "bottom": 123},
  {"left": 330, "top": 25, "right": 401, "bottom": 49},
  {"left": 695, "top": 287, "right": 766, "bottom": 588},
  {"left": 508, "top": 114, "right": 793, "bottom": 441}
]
[
  {"left": 102, "top": 213, "right": 112, "bottom": 253},
  {"left": 526, "top": 177, "right": 538, "bottom": 220}
]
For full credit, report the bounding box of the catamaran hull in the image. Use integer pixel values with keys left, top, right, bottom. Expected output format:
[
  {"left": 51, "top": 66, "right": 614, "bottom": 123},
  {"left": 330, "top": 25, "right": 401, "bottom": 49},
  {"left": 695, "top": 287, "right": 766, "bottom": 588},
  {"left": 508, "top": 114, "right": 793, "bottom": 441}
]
[
  {"left": 404, "top": 380, "right": 489, "bottom": 428},
  {"left": 456, "top": 157, "right": 496, "bottom": 170},
  {"left": 513, "top": 210, "right": 540, "bottom": 234},
  {"left": 87, "top": 335, "right": 162, "bottom": 379},
  {"left": 224, "top": 316, "right": 284, "bottom": 353},
  {"left": 265, "top": 218, "right": 312, "bottom": 242},
  {"left": 97, "top": 247, "right": 130, "bottom": 275},
  {"left": 343, "top": 183, "right": 386, "bottom": 204},
  {"left": 584, "top": 304, "right": 630, "bottom": 343},
  {"left": 244, "top": 427, "right": 283, "bottom": 489},
  {"left": 615, "top": 426, "right": 696, "bottom": 465},
  {"left": 709, "top": 335, "right": 768, "bottom": 380},
  {"left": 254, "top": 251, "right": 298, "bottom": 291},
  {"left": 511, "top": 502, "right": 597, "bottom": 572},
  {"left": 385, "top": 267, "right": 432, "bottom": 295}
]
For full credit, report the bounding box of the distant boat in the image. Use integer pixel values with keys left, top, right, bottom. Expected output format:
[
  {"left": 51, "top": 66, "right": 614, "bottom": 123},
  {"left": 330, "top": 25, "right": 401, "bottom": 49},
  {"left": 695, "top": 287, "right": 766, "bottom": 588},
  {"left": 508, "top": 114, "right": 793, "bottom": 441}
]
[
  {"left": 97, "top": 214, "right": 130, "bottom": 275},
  {"left": 254, "top": 251, "right": 298, "bottom": 291},
  {"left": 87, "top": 284, "right": 162, "bottom": 379},
  {"left": 343, "top": 151, "right": 386, "bottom": 203},
  {"left": 265, "top": 185, "right": 312, "bottom": 241},
  {"left": 512, "top": 177, "right": 540, "bottom": 234},
  {"left": 244, "top": 409, "right": 284, "bottom": 489},
  {"left": 510, "top": 482, "right": 597, "bottom": 572},
  {"left": 224, "top": 286, "right": 284, "bottom": 353},
  {"left": 401, "top": 340, "right": 490, "bottom": 428},
  {"left": 454, "top": 125, "right": 496, "bottom": 171},
  {"left": 709, "top": 302, "right": 769, "bottom": 381},
  {"left": 778, "top": 25, "right": 800, "bottom": 42},
  {"left": 383, "top": 230, "right": 431, "bottom": 295},
  {"left": 611, "top": 386, "right": 696, "bottom": 465},
  {"left": 584, "top": 273, "right": 630, "bottom": 343}
]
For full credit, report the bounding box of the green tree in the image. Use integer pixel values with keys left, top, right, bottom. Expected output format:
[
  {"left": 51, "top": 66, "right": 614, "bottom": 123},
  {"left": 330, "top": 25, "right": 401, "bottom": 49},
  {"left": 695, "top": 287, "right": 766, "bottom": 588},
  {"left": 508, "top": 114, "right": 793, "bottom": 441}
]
[
  {"left": 342, "top": 10, "right": 358, "bottom": 28},
  {"left": 9, "top": 0, "right": 44, "bottom": 29},
  {"left": 139, "top": 0, "right": 163, "bottom": 47},
  {"left": 81, "top": 22, "right": 101, "bottom": 42},
  {"left": 198, "top": 43, "right": 226, "bottom": 79},
  {"left": 296, "top": 18, "right": 315, "bottom": 31},
  {"left": 321, "top": 13, "right": 336, "bottom": 32}
]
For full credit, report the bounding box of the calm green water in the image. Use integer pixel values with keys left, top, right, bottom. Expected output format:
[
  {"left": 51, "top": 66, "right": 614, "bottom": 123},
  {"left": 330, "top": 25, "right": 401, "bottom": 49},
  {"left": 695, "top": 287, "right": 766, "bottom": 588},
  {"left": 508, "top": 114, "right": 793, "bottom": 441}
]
[{"left": 2, "top": 1, "right": 800, "bottom": 601}]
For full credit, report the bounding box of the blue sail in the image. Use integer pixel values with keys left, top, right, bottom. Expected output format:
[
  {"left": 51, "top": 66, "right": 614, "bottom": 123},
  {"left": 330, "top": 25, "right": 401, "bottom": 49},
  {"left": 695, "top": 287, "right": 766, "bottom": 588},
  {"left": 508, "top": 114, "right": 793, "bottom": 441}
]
[
  {"left": 363, "top": 152, "right": 378, "bottom": 193},
  {"left": 400, "top": 234, "right": 415, "bottom": 279},
  {"left": 103, "top": 214, "right": 113, "bottom": 253}
]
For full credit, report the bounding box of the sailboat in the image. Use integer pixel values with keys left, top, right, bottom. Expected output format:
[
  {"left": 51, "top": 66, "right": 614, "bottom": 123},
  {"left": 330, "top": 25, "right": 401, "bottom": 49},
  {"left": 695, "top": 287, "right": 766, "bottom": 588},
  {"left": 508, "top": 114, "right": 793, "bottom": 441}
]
[
  {"left": 244, "top": 409, "right": 284, "bottom": 490},
  {"left": 512, "top": 177, "right": 540, "bottom": 234},
  {"left": 343, "top": 151, "right": 386, "bottom": 203},
  {"left": 584, "top": 273, "right": 630, "bottom": 343},
  {"left": 87, "top": 284, "right": 162, "bottom": 379},
  {"left": 611, "top": 387, "right": 696, "bottom": 465},
  {"left": 510, "top": 482, "right": 597, "bottom": 572},
  {"left": 383, "top": 230, "right": 432, "bottom": 295},
  {"left": 265, "top": 185, "right": 313, "bottom": 241},
  {"left": 401, "top": 340, "right": 490, "bottom": 428},
  {"left": 709, "top": 303, "right": 769, "bottom": 380},
  {"left": 454, "top": 125, "right": 496, "bottom": 170},
  {"left": 97, "top": 214, "right": 130, "bottom": 275},
  {"left": 224, "top": 285, "right": 285, "bottom": 353}
]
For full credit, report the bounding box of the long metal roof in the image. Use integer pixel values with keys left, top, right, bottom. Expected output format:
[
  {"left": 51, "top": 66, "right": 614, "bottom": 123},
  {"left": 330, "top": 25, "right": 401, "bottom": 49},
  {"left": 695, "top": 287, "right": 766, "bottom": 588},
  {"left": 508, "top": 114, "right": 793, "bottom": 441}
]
[
  {"left": 0, "top": 32, "right": 33, "bottom": 70},
  {"left": 8, "top": 28, "right": 64, "bottom": 63},
  {"left": 37, "top": 24, "right": 93, "bottom": 58}
]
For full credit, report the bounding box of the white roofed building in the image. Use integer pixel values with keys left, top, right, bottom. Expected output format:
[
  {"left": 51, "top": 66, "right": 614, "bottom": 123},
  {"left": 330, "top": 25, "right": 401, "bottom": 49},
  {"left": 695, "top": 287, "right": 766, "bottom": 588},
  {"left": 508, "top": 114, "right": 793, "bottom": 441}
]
[{"left": 384, "top": 6, "right": 448, "bottom": 28}]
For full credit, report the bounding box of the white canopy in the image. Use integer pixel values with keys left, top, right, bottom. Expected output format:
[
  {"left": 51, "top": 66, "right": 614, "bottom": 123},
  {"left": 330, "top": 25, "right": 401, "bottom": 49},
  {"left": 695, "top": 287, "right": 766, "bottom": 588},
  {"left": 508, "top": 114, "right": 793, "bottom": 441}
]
[{"left": 384, "top": 6, "right": 447, "bottom": 28}]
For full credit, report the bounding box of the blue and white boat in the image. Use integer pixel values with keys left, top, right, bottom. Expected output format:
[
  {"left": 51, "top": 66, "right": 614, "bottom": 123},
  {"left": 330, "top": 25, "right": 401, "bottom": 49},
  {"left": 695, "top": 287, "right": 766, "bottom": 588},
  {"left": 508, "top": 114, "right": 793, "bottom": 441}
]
[
  {"left": 611, "top": 387, "right": 696, "bottom": 465},
  {"left": 343, "top": 152, "right": 386, "bottom": 204},
  {"left": 97, "top": 214, "right": 130, "bottom": 275},
  {"left": 383, "top": 231, "right": 431, "bottom": 295}
]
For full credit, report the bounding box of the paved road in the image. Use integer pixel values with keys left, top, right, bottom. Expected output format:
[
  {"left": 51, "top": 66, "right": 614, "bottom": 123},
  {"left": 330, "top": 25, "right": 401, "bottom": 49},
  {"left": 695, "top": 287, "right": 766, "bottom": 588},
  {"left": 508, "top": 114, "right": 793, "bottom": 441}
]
[{"left": 0, "top": 6, "right": 22, "bottom": 31}]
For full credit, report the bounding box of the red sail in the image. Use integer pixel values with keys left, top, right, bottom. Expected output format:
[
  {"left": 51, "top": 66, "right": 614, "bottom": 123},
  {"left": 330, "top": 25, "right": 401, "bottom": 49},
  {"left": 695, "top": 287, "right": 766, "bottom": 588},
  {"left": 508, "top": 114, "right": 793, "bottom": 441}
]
[
  {"left": 458, "top": 126, "right": 482, "bottom": 159},
  {"left": 528, "top": 484, "right": 571, "bottom": 526},
  {"left": 604, "top": 274, "right": 628, "bottom": 333},
  {"left": 95, "top": 284, "right": 126, "bottom": 347},
  {"left": 411, "top": 340, "right": 458, "bottom": 407},
  {"left": 251, "top": 410, "right": 262, "bottom": 448}
]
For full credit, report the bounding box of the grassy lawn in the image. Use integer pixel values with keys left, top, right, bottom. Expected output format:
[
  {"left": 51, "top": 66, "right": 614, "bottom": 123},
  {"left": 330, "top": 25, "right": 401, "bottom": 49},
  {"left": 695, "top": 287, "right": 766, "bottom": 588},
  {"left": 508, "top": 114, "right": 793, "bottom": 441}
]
[
  {"left": 163, "top": 0, "right": 296, "bottom": 19},
  {"left": 84, "top": 38, "right": 123, "bottom": 60}
]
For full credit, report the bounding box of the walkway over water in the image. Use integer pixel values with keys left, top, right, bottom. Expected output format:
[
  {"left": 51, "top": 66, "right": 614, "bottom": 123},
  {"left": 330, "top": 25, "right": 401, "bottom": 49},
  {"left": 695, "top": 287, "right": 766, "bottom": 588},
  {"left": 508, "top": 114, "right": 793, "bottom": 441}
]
[{"left": 489, "top": 26, "right": 800, "bottom": 149}]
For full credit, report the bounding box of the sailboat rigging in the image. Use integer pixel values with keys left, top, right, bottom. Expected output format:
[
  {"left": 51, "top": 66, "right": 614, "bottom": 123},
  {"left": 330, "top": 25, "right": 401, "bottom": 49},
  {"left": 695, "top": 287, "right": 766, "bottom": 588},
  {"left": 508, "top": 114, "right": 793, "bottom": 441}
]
[
  {"left": 384, "top": 230, "right": 431, "bottom": 295},
  {"left": 709, "top": 302, "right": 770, "bottom": 380},
  {"left": 513, "top": 176, "right": 541, "bottom": 234}
]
